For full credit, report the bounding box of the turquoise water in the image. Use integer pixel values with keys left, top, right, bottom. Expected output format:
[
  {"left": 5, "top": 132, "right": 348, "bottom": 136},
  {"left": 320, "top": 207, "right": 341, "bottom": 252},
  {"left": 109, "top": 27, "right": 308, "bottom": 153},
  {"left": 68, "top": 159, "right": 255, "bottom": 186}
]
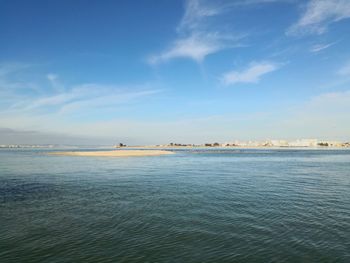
[{"left": 1, "top": 148, "right": 350, "bottom": 262}]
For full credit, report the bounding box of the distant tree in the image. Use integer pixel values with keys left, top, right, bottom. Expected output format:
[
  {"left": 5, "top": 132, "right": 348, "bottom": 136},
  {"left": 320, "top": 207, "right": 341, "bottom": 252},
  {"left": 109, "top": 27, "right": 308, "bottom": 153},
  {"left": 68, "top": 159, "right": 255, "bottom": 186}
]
[{"left": 318, "top": 142, "right": 329, "bottom": 147}]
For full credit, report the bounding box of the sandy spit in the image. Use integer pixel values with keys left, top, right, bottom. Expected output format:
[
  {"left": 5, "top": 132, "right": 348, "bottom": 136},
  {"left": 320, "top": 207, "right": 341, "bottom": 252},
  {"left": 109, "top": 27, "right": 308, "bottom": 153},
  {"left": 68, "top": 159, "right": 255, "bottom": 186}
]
[{"left": 48, "top": 150, "right": 174, "bottom": 157}]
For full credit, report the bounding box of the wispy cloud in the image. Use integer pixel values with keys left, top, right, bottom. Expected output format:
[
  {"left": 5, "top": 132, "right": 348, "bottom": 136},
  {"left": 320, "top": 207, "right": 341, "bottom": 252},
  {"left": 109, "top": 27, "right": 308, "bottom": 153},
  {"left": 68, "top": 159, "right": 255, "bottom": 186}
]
[
  {"left": 0, "top": 65, "right": 162, "bottom": 117},
  {"left": 148, "top": 0, "right": 244, "bottom": 64},
  {"left": 0, "top": 63, "right": 40, "bottom": 99},
  {"left": 221, "top": 61, "right": 281, "bottom": 85},
  {"left": 310, "top": 42, "right": 336, "bottom": 53},
  {"left": 46, "top": 73, "right": 65, "bottom": 93},
  {"left": 177, "top": 0, "right": 223, "bottom": 33},
  {"left": 57, "top": 88, "right": 160, "bottom": 114},
  {"left": 149, "top": 33, "right": 238, "bottom": 64},
  {"left": 149, "top": 0, "right": 292, "bottom": 64},
  {"left": 9, "top": 82, "right": 161, "bottom": 115},
  {"left": 0, "top": 63, "right": 31, "bottom": 77},
  {"left": 287, "top": 0, "right": 350, "bottom": 36}
]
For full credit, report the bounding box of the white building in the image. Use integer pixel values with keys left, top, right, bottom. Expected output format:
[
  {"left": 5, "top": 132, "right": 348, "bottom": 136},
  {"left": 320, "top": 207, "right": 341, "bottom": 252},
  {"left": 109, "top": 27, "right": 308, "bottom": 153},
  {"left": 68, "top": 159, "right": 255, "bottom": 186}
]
[{"left": 288, "top": 139, "right": 318, "bottom": 147}]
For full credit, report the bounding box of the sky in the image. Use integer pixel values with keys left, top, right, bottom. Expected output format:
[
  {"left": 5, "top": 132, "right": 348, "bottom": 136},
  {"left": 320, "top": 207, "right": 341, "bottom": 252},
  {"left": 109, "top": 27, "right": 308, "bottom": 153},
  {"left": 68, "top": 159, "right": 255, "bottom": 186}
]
[{"left": 1, "top": 0, "right": 350, "bottom": 145}]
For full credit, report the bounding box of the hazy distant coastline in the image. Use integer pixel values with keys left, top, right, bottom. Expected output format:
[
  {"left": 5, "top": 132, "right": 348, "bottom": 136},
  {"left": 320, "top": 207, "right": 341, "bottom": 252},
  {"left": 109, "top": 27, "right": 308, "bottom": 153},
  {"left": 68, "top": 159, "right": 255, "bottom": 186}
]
[
  {"left": 1, "top": 138, "right": 350, "bottom": 149},
  {"left": 117, "top": 139, "right": 350, "bottom": 149}
]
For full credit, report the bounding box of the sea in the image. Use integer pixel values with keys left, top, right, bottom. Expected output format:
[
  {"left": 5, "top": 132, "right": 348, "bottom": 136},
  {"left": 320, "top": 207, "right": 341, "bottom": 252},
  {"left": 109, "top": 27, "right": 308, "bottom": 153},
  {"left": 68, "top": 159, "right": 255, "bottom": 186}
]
[{"left": 1, "top": 148, "right": 349, "bottom": 262}]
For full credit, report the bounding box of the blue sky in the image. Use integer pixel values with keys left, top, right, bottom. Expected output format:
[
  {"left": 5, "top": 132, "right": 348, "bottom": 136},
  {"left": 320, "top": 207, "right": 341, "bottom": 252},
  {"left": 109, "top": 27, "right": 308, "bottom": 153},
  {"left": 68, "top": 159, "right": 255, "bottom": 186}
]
[{"left": 1, "top": 0, "right": 350, "bottom": 145}]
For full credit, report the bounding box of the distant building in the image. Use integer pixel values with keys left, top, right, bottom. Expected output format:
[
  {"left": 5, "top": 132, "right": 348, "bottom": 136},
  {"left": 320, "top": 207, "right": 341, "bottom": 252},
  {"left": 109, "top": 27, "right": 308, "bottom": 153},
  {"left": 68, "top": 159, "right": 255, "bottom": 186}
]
[
  {"left": 288, "top": 139, "right": 318, "bottom": 147},
  {"left": 270, "top": 140, "right": 289, "bottom": 147}
]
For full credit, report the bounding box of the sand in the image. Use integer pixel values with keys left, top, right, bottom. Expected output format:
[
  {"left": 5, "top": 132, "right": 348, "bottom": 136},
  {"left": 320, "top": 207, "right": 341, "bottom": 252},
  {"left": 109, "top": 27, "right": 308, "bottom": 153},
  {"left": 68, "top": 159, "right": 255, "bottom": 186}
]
[{"left": 49, "top": 150, "right": 174, "bottom": 157}]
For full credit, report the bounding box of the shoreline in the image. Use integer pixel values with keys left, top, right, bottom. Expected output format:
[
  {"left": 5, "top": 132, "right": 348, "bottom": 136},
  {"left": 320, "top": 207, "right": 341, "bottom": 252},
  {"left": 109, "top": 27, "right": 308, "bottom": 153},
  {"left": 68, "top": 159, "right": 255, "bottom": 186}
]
[{"left": 120, "top": 145, "right": 350, "bottom": 150}]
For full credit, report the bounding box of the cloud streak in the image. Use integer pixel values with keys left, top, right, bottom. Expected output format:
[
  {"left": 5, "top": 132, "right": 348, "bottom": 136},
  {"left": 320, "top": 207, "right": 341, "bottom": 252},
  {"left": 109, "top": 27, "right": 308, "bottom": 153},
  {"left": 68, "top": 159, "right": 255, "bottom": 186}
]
[
  {"left": 310, "top": 42, "right": 336, "bottom": 53},
  {"left": 149, "top": 0, "right": 292, "bottom": 64},
  {"left": 9, "top": 83, "right": 161, "bottom": 115},
  {"left": 149, "top": 33, "right": 237, "bottom": 64},
  {"left": 177, "top": 0, "right": 223, "bottom": 32},
  {"left": 0, "top": 65, "right": 162, "bottom": 121},
  {"left": 221, "top": 62, "right": 281, "bottom": 85},
  {"left": 0, "top": 63, "right": 40, "bottom": 97},
  {"left": 148, "top": 0, "right": 244, "bottom": 64},
  {"left": 287, "top": 0, "right": 350, "bottom": 35}
]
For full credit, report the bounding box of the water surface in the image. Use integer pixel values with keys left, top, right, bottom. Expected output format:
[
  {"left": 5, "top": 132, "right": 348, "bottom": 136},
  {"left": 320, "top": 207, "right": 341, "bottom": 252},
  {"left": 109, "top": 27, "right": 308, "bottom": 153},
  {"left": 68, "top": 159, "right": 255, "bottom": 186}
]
[{"left": 1, "top": 148, "right": 350, "bottom": 262}]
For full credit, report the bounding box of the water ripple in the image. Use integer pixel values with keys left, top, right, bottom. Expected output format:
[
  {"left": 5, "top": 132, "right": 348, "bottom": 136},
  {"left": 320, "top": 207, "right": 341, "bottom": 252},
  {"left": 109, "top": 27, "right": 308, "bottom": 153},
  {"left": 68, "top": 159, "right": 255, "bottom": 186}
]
[{"left": 0, "top": 148, "right": 349, "bottom": 262}]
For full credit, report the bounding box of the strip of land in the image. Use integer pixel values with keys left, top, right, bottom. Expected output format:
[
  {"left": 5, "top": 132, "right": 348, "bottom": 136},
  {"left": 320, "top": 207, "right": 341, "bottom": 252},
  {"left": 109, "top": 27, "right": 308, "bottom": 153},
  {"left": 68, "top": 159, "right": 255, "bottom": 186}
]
[{"left": 49, "top": 150, "right": 174, "bottom": 157}]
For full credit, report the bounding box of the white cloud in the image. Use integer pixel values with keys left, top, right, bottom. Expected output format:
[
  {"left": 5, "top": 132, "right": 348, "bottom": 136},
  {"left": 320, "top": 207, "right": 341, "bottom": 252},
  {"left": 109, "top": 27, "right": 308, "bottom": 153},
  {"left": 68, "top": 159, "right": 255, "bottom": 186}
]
[
  {"left": 0, "top": 113, "right": 269, "bottom": 145},
  {"left": 149, "top": 33, "right": 228, "bottom": 64},
  {"left": 221, "top": 62, "right": 280, "bottom": 85},
  {"left": 0, "top": 63, "right": 40, "bottom": 98},
  {"left": 0, "top": 65, "right": 165, "bottom": 144},
  {"left": 310, "top": 42, "right": 336, "bottom": 53},
  {"left": 177, "top": 0, "right": 223, "bottom": 32},
  {"left": 149, "top": 0, "right": 291, "bottom": 64},
  {"left": 9, "top": 83, "right": 161, "bottom": 114},
  {"left": 0, "top": 66, "right": 162, "bottom": 119},
  {"left": 0, "top": 63, "right": 31, "bottom": 77},
  {"left": 58, "top": 89, "right": 160, "bottom": 114},
  {"left": 149, "top": 0, "right": 243, "bottom": 64},
  {"left": 2, "top": 88, "right": 350, "bottom": 144},
  {"left": 9, "top": 90, "right": 350, "bottom": 144},
  {"left": 287, "top": 0, "right": 350, "bottom": 35}
]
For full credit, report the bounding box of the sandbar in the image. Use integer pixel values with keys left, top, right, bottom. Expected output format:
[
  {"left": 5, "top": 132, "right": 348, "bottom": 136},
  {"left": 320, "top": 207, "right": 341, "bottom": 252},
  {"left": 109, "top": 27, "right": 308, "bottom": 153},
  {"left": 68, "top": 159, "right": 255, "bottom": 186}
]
[{"left": 49, "top": 150, "right": 174, "bottom": 157}]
